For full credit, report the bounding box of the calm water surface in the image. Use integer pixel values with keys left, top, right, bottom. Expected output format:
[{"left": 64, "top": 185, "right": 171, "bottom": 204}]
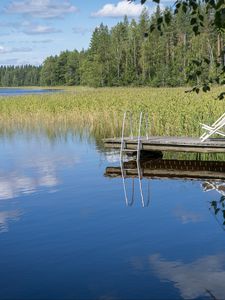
[
  {"left": 0, "top": 131, "right": 225, "bottom": 299},
  {"left": 0, "top": 88, "right": 61, "bottom": 96}
]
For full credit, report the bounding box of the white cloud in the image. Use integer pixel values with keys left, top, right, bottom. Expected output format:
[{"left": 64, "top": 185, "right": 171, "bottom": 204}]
[
  {"left": 73, "top": 27, "right": 92, "bottom": 35},
  {"left": 0, "top": 45, "right": 32, "bottom": 54},
  {"left": 147, "top": 0, "right": 172, "bottom": 3},
  {"left": 92, "top": 0, "right": 145, "bottom": 18},
  {"left": 150, "top": 253, "right": 225, "bottom": 299},
  {"left": 23, "top": 24, "right": 60, "bottom": 35},
  {"left": 0, "top": 46, "right": 7, "bottom": 54},
  {"left": 31, "top": 39, "right": 52, "bottom": 44},
  {"left": 6, "top": 0, "right": 77, "bottom": 19},
  {"left": 0, "top": 21, "right": 20, "bottom": 28}
]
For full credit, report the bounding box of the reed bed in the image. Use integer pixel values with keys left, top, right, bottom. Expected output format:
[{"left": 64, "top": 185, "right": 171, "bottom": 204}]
[{"left": 0, "top": 86, "right": 224, "bottom": 139}]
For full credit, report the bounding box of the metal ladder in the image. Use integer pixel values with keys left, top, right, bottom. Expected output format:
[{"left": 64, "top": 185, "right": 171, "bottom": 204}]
[{"left": 120, "top": 111, "right": 150, "bottom": 207}]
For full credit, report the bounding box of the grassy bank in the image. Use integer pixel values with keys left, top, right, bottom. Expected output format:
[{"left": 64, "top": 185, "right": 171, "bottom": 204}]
[{"left": 0, "top": 86, "right": 224, "bottom": 138}]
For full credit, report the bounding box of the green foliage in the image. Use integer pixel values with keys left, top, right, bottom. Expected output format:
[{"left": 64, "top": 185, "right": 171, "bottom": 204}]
[
  {"left": 210, "top": 195, "right": 225, "bottom": 227},
  {"left": 0, "top": 86, "right": 224, "bottom": 138},
  {"left": 133, "top": 0, "right": 225, "bottom": 33},
  {"left": 133, "top": 0, "right": 225, "bottom": 96},
  {"left": 0, "top": 65, "right": 41, "bottom": 87}
]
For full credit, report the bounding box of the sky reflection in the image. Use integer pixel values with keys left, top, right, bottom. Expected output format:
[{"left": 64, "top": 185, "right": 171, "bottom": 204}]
[
  {"left": 0, "top": 154, "right": 78, "bottom": 200},
  {"left": 0, "top": 133, "right": 225, "bottom": 299},
  {"left": 149, "top": 253, "right": 225, "bottom": 299},
  {"left": 0, "top": 134, "right": 81, "bottom": 235},
  {"left": 0, "top": 209, "right": 22, "bottom": 232},
  {"left": 174, "top": 206, "right": 204, "bottom": 224}
]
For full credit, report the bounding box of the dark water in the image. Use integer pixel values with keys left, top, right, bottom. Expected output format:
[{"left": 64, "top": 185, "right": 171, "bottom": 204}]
[
  {"left": 0, "top": 132, "right": 225, "bottom": 300},
  {"left": 0, "top": 88, "right": 61, "bottom": 96}
]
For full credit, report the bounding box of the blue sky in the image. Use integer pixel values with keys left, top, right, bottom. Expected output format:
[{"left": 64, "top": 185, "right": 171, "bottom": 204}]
[{"left": 0, "top": 0, "right": 172, "bottom": 66}]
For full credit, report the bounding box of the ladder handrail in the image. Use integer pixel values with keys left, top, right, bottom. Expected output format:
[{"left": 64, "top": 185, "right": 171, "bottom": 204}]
[
  {"left": 120, "top": 111, "right": 134, "bottom": 161},
  {"left": 137, "top": 112, "right": 150, "bottom": 207},
  {"left": 145, "top": 112, "right": 150, "bottom": 140},
  {"left": 137, "top": 112, "right": 149, "bottom": 207},
  {"left": 120, "top": 111, "right": 150, "bottom": 207},
  {"left": 121, "top": 166, "right": 135, "bottom": 206},
  {"left": 120, "top": 111, "right": 135, "bottom": 206},
  {"left": 137, "top": 112, "right": 143, "bottom": 162}
]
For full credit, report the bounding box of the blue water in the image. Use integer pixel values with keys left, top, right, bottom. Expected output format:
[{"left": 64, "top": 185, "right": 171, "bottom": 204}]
[
  {"left": 0, "top": 132, "right": 224, "bottom": 299},
  {"left": 0, "top": 88, "right": 61, "bottom": 96}
]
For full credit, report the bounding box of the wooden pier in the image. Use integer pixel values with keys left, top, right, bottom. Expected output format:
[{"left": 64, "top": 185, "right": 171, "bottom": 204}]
[{"left": 104, "top": 136, "right": 225, "bottom": 153}]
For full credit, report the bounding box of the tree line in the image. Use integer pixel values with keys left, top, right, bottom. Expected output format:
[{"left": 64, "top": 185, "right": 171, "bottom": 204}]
[
  {"left": 0, "top": 5, "right": 224, "bottom": 88},
  {"left": 0, "top": 65, "right": 41, "bottom": 87}
]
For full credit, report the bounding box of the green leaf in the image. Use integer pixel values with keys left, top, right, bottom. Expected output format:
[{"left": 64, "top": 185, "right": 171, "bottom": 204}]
[
  {"left": 164, "top": 12, "right": 171, "bottom": 24},
  {"left": 199, "top": 14, "right": 204, "bottom": 22},
  {"left": 157, "top": 17, "right": 163, "bottom": 25},
  {"left": 216, "top": 0, "right": 224, "bottom": 9},
  {"left": 202, "top": 85, "right": 209, "bottom": 92},
  {"left": 204, "top": 58, "right": 210, "bottom": 64},
  {"left": 190, "top": 0, "right": 198, "bottom": 10},
  {"left": 218, "top": 92, "right": 225, "bottom": 100},
  {"left": 192, "top": 59, "right": 201, "bottom": 66},
  {"left": 191, "top": 18, "right": 197, "bottom": 25},
  {"left": 193, "top": 25, "right": 199, "bottom": 35},
  {"left": 182, "top": 4, "right": 187, "bottom": 13},
  {"left": 150, "top": 24, "right": 155, "bottom": 32}
]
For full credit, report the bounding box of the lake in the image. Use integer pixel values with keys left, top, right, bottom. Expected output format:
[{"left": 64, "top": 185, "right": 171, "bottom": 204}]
[
  {"left": 0, "top": 88, "right": 61, "bottom": 96},
  {"left": 0, "top": 129, "right": 225, "bottom": 299}
]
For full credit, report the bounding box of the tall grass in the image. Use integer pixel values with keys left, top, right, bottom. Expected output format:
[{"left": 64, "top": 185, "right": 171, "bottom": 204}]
[{"left": 0, "top": 86, "right": 224, "bottom": 139}]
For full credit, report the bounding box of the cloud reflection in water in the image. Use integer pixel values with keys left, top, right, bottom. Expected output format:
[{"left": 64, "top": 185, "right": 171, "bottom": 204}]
[
  {"left": 0, "top": 210, "right": 22, "bottom": 232},
  {"left": 0, "top": 155, "right": 77, "bottom": 200},
  {"left": 0, "top": 153, "right": 79, "bottom": 232},
  {"left": 149, "top": 253, "right": 225, "bottom": 299},
  {"left": 174, "top": 207, "right": 204, "bottom": 224}
]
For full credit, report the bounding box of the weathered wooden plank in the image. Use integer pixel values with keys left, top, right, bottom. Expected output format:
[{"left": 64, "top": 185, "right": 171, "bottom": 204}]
[{"left": 103, "top": 136, "right": 225, "bottom": 153}]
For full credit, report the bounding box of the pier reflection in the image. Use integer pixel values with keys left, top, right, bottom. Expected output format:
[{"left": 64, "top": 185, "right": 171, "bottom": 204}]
[{"left": 105, "top": 157, "right": 225, "bottom": 208}]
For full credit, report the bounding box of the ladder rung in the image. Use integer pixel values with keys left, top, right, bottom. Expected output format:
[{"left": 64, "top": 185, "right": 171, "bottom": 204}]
[{"left": 123, "top": 149, "right": 137, "bottom": 152}]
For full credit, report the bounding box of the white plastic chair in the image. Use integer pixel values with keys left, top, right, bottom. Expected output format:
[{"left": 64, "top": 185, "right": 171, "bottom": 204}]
[{"left": 200, "top": 112, "right": 225, "bottom": 142}]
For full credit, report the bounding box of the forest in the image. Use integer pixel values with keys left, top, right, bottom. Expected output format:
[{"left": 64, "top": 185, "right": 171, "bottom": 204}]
[{"left": 0, "top": 5, "right": 224, "bottom": 88}]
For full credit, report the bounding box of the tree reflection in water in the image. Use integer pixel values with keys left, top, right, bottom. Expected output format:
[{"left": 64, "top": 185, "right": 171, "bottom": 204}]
[{"left": 202, "top": 181, "right": 225, "bottom": 230}]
